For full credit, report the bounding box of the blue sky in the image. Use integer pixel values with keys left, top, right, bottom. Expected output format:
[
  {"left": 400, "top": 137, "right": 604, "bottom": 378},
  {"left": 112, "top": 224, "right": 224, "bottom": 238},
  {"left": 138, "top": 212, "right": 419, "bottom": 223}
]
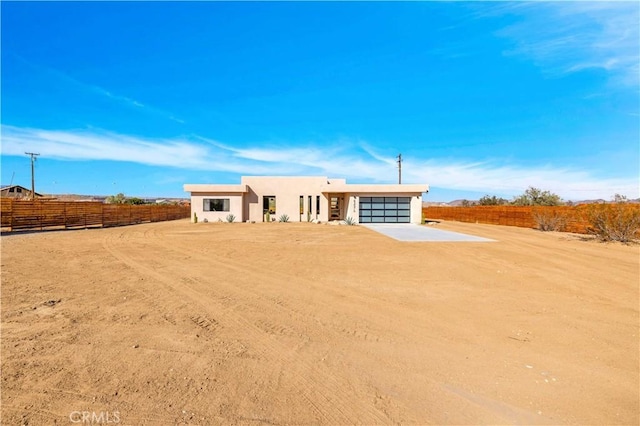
[{"left": 1, "top": 1, "right": 638, "bottom": 201}]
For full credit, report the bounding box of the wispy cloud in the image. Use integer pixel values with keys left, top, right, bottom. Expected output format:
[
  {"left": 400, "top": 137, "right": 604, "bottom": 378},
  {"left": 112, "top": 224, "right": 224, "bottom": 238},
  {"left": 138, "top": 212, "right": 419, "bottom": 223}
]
[
  {"left": 9, "top": 53, "right": 186, "bottom": 123},
  {"left": 404, "top": 159, "right": 637, "bottom": 200},
  {"left": 2, "top": 125, "right": 207, "bottom": 167},
  {"left": 79, "top": 77, "right": 186, "bottom": 124},
  {"left": 2, "top": 125, "right": 637, "bottom": 200},
  {"left": 99, "top": 87, "right": 144, "bottom": 108},
  {"left": 489, "top": 2, "right": 639, "bottom": 86}
]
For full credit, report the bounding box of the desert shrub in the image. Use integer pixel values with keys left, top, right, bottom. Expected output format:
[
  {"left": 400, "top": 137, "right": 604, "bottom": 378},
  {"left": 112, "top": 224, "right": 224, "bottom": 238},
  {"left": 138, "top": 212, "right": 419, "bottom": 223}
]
[
  {"left": 585, "top": 203, "right": 640, "bottom": 243},
  {"left": 512, "top": 187, "right": 563, "bottom": 206},
  {"left": 344, "top": 217, "right": 356, "bottom": 226},
  {"left": 226, "top": 214, "right": 236, "bottom": 223},
  {"left": 278, "top": 214, "right": 289, "bottom": 223},
  {"left": 532, "top": 208, "right": 567, "bottom": 232},
  {"left": 193, "top": 212, "right": 198, "bottom": 223}
]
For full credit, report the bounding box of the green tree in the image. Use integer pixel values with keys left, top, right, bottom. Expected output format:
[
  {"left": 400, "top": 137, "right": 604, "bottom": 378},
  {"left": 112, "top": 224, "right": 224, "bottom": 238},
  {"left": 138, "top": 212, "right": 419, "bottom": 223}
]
[
  {"left": 478, "top": 195, "right": 509, "bottom": 206},
  {"left": 126, "top": 197, "right": 146, "bottom": 205},
  {"left": 613, "top": 194, "right": 628, "bottom": 203},
  {"left": 105, "top": 193, "right": 126, "bottom": 204},
  {"left": 512, "top": 187, "right": 563, "bottom": 206}
]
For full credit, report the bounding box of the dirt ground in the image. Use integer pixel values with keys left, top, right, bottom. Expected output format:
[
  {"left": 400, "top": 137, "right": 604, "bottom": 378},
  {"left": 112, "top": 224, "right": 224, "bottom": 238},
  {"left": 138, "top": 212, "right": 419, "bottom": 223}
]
[{"left": 1, "top": 219, "right": 638, "bottom": 425}]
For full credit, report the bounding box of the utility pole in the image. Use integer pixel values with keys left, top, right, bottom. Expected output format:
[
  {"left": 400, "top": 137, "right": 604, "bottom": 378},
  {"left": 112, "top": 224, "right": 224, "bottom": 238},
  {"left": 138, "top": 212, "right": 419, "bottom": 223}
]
[
  {"left": 25, "top": 152, "right": 40, "bottom": 200},
  {"left": 397, "top": 153, "right": 402, "bottom": 184}
]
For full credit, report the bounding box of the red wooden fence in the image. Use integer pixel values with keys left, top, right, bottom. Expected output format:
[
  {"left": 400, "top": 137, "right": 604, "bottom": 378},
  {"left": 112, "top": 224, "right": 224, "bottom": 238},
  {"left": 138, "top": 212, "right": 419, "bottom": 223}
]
[
  {"left": 1, "top": 199, "right": 190, "bottom": 232},
  {"left": 422, "top": 205, "right": 639, "bottom": 234}
]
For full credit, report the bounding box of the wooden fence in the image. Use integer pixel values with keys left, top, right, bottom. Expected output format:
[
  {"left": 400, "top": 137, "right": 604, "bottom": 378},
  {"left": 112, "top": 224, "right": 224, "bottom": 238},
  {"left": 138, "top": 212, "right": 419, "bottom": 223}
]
[
  {"left": 0, "top": 199, "right": 191, "bottom": 232},
  {"left": 421, "top": 205, "right": 637, "bottom": 234}
]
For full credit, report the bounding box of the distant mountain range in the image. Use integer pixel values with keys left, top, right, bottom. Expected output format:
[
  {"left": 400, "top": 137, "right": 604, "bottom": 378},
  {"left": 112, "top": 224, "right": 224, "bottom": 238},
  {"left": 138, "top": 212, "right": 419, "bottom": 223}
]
[{"left": 41, "top": 193, "right": 188, "bottom": 203}]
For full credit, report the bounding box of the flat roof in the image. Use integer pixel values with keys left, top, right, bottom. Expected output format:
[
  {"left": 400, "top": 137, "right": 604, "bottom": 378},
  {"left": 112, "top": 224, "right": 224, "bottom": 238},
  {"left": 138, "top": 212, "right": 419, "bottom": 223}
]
[
  {"left": 184, "top": 179, "right": 429, "bottom": 194},
  {"left": 183, "top": 184, "right": 248, "bottom": 193},
  {"left": 320, "top": 183, "right": 428, "bottom": 194}
]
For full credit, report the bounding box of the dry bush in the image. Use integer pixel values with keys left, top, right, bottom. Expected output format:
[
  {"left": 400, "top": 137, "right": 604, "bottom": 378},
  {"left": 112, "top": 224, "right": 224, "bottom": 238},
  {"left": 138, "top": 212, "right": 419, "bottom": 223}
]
[
  {"left": 585, "top": 203, "right": 640, "bottom": 243},
  {"left": 532, "top": 208, "right": 568, "bottom": 232}
]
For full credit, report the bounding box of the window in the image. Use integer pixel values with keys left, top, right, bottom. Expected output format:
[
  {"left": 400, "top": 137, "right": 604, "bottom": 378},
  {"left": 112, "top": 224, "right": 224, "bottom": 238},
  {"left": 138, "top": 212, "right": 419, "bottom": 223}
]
[
  {"left": 308, "top": 195, "right": 312, "bottom": 215},
  {"left": 203, "top": 198, "right": 230, "bottom": 212},
  {"left": 316, "top": 196, "right": 320, "bottom": 216},
  {"left": 300, "top": 196, "right": 304, "bottom": 214},
  {"left": 263, "top": 196, "right": 276, "bottom": 215}
]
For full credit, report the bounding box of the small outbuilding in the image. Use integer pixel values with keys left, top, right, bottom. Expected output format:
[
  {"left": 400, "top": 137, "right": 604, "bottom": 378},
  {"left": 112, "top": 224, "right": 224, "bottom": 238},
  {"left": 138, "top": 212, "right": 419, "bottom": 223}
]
[
  {"left": 184, "top": 176, "right": 428, "bottom": 224},
  {"left": 0, "top": 185, "right": 42, "bottom": 199}
]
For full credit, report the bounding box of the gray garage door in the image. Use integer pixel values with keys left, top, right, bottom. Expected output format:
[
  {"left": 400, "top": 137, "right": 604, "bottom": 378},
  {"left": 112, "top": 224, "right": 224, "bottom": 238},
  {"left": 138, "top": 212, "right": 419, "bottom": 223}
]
[{"left": 359, "top": 197, "right": 411, "bottom": 223}]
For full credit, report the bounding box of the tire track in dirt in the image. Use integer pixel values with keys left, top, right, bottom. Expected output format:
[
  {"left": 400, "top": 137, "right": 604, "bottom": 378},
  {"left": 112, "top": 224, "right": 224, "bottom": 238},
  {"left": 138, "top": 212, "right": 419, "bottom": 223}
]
[
  {"left": 143, "top": 224, "right": 405, "bottom": 350},
  {"left": 149, "top": 224, "right": 568, "bottom": 424},
  {"left": 142, "top": 223, "right": 444, "bottom": 423},
  {"left": 154, "top": 227, "right": 413, "bottom": 424},
  {"left": 145, "top": 224, "right": 422, "bottom": 346},
  {"left": 142, "top": 224, "right": 433, "bottom": 407},
  {"left": 101, "top": 227, "right": 391, "bottom": 424},
  {"left": 136, "top": 233, "right": 390, "bottom": 425}
]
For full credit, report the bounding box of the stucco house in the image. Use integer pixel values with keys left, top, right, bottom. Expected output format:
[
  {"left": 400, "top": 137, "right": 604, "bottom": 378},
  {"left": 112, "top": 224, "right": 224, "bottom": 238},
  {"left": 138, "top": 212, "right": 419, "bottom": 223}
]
[{"left": 184, "top": 176, "right": 428, "bottom": 224}]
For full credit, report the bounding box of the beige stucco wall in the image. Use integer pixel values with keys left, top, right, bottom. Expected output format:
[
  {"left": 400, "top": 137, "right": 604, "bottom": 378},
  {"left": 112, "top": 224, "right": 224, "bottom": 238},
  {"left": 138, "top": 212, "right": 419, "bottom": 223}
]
[
  {"left": 189, "top": 192, "right": 244, "bottom": 223},
  {"left": 185, "top": 177, "right": 428, "bottom": 224},
  {"left": 411, "top": 194, "right": 423, "bottom": 224},
  {"left": 241, "top": 176, "right": 331, "bottom": 222}
]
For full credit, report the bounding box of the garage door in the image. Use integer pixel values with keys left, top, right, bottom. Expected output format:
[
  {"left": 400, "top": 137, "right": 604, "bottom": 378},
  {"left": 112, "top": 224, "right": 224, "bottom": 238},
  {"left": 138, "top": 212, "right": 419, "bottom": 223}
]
[{"left": 359, "top": 197, "right": 411, "bottom": 223}]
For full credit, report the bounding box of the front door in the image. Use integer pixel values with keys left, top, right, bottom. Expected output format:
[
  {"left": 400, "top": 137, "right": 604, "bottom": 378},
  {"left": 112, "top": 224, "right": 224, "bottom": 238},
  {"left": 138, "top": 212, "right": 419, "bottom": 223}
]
[{"left": 330, "top": 196, "right": 342, "bottom": 220}]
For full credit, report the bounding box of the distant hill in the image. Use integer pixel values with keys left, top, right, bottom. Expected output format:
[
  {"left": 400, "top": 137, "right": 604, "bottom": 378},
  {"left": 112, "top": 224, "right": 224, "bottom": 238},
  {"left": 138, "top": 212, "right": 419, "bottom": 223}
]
[
  {"left": 45, "top": 193, "right": 106, "bottom": 202},
  {"left": 42, "top": 193, "right": 189, "bottom": 204},
  {"left": 423, "top": 198, "right": 640, "bottom": 207}
]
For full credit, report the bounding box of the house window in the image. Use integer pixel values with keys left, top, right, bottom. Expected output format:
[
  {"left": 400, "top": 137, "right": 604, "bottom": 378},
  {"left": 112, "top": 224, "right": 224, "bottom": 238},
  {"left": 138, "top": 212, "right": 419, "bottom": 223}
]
[
  {"left": 300, "top": 196, "right": 304, "bottom": 214},
  {"left": 316, "top": 196, "right": 320, "bottom": 216},
  {"left": 308, "top": 195, "right": 312, "bottom": 215},
  {"left": 203, "top": 198, "right": 230, "bottom": 212},
  {"left": 263, "top": 196, "right": 276, "bottom": 215}
]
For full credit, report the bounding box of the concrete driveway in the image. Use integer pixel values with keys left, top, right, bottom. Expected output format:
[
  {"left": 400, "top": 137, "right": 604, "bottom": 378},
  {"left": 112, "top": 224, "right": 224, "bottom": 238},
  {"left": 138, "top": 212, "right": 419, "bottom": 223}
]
[{"left": 362, "top": 224, "right": 494, "bottom": 242}]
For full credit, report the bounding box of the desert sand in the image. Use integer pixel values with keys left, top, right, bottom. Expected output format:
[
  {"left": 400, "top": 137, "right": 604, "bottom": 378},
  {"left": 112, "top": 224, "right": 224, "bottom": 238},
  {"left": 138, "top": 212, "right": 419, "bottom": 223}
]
[{"left": 1, "top": 219, "right": 638, "bottom": 425}]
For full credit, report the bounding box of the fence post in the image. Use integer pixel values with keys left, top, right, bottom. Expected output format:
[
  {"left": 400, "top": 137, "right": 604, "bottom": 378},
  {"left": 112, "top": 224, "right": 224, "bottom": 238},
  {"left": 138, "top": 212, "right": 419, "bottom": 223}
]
[{"left": 38, "top": 201, "right": 43, "bottom": 231}]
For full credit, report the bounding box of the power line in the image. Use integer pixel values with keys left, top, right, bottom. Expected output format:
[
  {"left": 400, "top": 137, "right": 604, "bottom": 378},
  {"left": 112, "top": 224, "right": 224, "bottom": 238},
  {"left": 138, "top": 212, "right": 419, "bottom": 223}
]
[{"left": 25, "top": 152, "right": 40, "bottom": 200}]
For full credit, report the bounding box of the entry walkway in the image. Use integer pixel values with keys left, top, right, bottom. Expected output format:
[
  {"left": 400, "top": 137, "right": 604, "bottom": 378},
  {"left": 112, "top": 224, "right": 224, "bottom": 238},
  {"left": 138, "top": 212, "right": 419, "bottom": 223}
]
[{"left": 362, "top": 224, "right": 494, "bottom": 242}]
